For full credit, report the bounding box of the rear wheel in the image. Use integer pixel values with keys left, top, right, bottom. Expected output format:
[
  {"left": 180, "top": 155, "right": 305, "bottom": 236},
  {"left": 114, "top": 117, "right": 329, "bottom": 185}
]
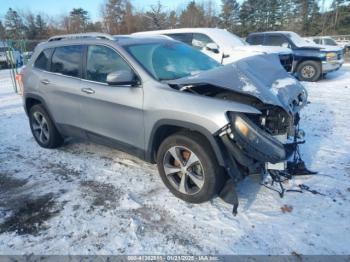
[
  {"left": 156, "top": 132, "right": 226, "bottom": 203},
  {"left": 29, "top": 104, "right": 63, "bottom": 148},
  {"left": 297, "top": 60, "right": 321, "bottom": 82}
]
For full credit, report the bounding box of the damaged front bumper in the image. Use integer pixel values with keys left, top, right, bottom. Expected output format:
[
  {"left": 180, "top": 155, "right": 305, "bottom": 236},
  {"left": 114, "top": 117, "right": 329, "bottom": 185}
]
[
  {"left": 218, "top": 113, "right": 311, "bottom": 215},
  {"left": 219, "top": 113, "right": 303, "bottom": 176}
]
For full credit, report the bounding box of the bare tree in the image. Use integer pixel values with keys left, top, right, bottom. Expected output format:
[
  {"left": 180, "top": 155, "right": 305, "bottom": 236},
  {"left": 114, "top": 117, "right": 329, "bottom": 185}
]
[
  {"left": 202, "top": 0, "right": 219, "bottom": 27},
  {"left": 145, "top": 1, "right": 169, "bottom": 30},
  {"left": 179, "top": 1, "right": 205, "bottom": 27},
  {"left": 101, "top": 0, "right": 128, "bottom": 34},
  {"left": 168, "top": 11, "right": 178, "bottom": 29}
]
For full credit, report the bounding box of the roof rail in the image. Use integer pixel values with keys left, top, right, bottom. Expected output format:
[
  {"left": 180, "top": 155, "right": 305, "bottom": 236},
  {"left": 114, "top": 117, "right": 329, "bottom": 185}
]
[{"left": 48, "top": 32, "right": 114, "bottom": 42}]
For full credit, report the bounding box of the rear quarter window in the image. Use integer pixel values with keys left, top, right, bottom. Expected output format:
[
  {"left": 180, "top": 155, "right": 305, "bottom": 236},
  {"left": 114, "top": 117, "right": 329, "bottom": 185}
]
[
  {"left": 51, "top": 45, "right": 83, "bottom": 78},
  {"left": 166, "top": 33, "right": 193, "bottom": 45},
  {"left": 34, "top": 48, "right": 53, "bottom": 71}
]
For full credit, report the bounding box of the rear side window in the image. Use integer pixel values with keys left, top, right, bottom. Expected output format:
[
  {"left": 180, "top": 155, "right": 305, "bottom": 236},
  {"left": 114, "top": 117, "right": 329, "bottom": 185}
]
[
  {"left": 166, "top": 33, "right": 193, "bottom": 45},
  {"left": 51, "top": 45, "right": 83, "bottom": 77},
  {"left": 34, "top": 48, "right": 53, "bottom": 71},
  {"left": 86, "top": 45, "right": 132, "bottom": 83},
  {"left": 248, "top": 35, "right": 264, "bottom": 45}
]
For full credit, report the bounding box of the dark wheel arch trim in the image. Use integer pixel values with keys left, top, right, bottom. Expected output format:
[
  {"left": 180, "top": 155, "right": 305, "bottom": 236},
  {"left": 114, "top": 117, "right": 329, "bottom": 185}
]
[
  {"left": 24, "top": 93, "right": 63, "bottom": 134},
  {"left": 147, "top": 119, "right": 226, "bottom": 167},
  {"left": 293, "top": 57, "right": 322, "bottom": 73}
]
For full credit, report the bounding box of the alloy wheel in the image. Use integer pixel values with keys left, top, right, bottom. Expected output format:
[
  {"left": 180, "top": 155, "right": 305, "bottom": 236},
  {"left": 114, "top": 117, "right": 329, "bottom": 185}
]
[
  {"left": 31, "top": 111, "right": 50, "bottom": 144},
  {"left": 163, "top": 146, "right": 204, "bottom": 195}
]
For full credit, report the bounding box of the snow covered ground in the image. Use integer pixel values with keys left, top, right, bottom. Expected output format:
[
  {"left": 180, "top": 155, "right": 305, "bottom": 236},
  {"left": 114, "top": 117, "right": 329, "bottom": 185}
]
[{"left": 0, "top": 66, "right": 349, "bottom": 255}]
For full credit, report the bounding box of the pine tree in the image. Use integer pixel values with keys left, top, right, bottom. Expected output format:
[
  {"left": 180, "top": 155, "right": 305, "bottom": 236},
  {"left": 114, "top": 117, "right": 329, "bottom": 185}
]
[
  {"left": 294, "top": 0, "right": 321, "bottom": 35},
  {"left": 220, "top": 0, "right": 240, "bottom": 32},
  {"left": 68, "top": 8, "right": 90, "bottom": 33},
  {"left": 239, "top": 0, "right": 255, "bottom": 35},
  {"left": 0, "top": 21, "right": 6, "bottom": 39},
  {"left": 35, "top": 15, "right": 48, "bottom": 39},
  {"left": 24, "top": 13, "right": 38, "bottom": 39}
]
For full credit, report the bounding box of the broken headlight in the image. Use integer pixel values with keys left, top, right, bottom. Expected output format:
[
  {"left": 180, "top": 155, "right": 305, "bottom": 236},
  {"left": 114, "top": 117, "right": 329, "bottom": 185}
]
[{"left": 229, "top": 113, "right": 286, "bottom": 163}]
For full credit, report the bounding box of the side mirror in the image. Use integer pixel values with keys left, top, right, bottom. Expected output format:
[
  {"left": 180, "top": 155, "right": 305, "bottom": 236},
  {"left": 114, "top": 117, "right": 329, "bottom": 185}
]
[
  {"left": 106, "top": 70, "right": 138, "bottom": 86},
  {"left": 206, "top": 43, "right": 220, "bottom": 54},
  {"left": 282, "top": 42, "right": 291, "bottom": 49}
]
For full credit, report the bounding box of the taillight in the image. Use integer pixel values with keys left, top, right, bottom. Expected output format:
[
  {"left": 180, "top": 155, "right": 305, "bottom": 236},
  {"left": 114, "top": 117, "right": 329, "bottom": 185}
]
[{"left": 15, "top": 71, "right": 24, "bottom": 96}]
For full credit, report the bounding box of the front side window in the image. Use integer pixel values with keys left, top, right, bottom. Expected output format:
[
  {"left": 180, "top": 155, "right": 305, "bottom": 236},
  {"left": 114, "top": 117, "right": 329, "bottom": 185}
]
[
  {"left": 285, "top": 32, "right": 310, "bottom": 47},
  {"left": 34, "top": 48, "right": 53, "bottom": 71},
  {"left": 86, "top": 45, "right": 132, "bottom": 83},
  {"left": 51, "top": 45, "right": 83, "bottom": 77},
  {"left": 124, "top": 42, "right": 220, "bottom": 81},
  {"left": 266, "top": 35, "right": 288, "bottom": 46},
  {"left": 192, "top": 33, "right": 215, "bottom": 49}
]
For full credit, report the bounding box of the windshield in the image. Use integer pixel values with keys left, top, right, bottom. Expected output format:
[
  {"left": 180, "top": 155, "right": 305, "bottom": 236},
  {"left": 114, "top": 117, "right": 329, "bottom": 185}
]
[
  {"left": 124, "top": 42, "right": 221, "bottom": 81},
  {"left": 286, "top": 32, "right": 314, "bottom": 47},
  {"left": 0, "top": 47, "right": 8, "bottom": 52}
]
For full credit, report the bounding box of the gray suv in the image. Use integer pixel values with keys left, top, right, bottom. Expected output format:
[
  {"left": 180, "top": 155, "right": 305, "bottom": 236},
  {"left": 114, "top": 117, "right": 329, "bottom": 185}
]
[{"left": 22, "top": 33, "right": 308, "bottom": 210}]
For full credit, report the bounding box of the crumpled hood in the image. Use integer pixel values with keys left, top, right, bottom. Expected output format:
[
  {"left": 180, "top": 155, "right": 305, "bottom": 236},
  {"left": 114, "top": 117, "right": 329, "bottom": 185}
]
[{"left": 167, "top": 54, "right": 307, "bottom": 114}]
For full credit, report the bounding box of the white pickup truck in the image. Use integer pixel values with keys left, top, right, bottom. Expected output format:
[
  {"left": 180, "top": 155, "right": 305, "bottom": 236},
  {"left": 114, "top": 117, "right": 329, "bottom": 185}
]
[
  {"left": 0, "top": 44, "right": 22, "bottom": 68},
  {"left": 133, "top": 28, "right": 294, "bottom": 72}
]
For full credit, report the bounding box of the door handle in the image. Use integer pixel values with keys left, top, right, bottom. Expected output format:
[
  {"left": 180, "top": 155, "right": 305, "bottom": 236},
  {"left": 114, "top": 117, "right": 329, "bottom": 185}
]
[
  {"left": 81, "top": 88, "right": 95, "bottom": 94},
  {"left": 40, "top": 79, "right": 50, "bottom": 85}
]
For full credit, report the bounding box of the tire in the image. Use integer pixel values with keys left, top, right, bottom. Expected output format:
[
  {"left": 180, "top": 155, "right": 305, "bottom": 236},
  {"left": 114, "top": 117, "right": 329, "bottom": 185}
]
[
  {"left": 297, "top": 60, "right": 321, "bottom": 82},
  {"left": 29, "top": 104, "right": 63, "bottom": 148},
  {"left": 156, "top": 132, "right": 226, "bottom": 203}
]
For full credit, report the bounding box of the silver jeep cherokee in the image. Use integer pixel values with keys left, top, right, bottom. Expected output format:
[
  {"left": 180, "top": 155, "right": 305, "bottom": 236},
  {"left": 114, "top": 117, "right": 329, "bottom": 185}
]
[{"left": 22, "top": 33, "right": 308, "bottom": 212}]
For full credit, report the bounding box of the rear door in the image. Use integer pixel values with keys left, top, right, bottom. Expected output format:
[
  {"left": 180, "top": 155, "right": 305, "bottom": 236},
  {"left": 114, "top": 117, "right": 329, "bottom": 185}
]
[
  {"left": 79, "top": 44, "right": 144, "bottom": 155},
  {"left": 42, "top": 45, "right": 85, "bottom": 136}
]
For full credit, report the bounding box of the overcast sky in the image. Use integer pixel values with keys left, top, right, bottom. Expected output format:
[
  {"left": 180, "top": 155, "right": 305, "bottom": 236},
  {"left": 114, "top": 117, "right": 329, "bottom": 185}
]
[{"left": 0, "top": 0, "right": 333, "bottom": 22}]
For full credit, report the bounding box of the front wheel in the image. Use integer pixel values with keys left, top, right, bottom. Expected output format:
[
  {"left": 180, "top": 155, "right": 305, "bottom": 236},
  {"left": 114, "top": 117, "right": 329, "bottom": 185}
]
[
  {"left": 156, "top": 132, "right": 226, "bottom": 203},
  {"left": 297, "top": 60, "right": 321, "bottom": 82}
]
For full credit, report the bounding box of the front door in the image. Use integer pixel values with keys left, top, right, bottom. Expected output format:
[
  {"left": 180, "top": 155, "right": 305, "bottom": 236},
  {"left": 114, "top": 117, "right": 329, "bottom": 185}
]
[{"left": 79, "top": 44, "right": 144, "bottom": 155}]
